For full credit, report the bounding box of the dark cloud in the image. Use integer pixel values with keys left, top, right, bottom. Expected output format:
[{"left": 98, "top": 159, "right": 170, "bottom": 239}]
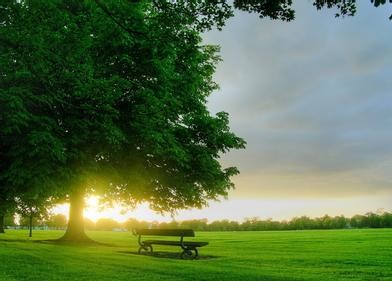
[{"left": 204, "top": 2, "right": 392, "bottom": 198}]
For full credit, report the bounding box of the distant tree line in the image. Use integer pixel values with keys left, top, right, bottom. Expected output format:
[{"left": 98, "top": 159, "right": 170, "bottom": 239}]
[
  {"left": 140, "top": 212, "right": 392, "bottom": 231},
  {"left": 5, "top": 213, "right": 68, "bottom": 231},
  {"left": 7, "top": 211, "right": 392, "bottom": 232}
]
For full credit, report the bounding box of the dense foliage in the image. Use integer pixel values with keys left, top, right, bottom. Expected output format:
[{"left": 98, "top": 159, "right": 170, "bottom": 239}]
[{"left": 0, "top": 1, "right": 246, "bottom": 239}]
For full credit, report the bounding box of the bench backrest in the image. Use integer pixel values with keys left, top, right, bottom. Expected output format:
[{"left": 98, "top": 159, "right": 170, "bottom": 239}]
[{"left": 134, "top": 228, "right": 195, "bottom": 237}]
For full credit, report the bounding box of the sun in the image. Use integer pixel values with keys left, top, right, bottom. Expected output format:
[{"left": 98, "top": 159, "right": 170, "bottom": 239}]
[
  {"left": 52, "top": 196, "right": 171, "bottom": 223},
  {"left": 84, "top": 196, "right": 172, "bottom": 223}
]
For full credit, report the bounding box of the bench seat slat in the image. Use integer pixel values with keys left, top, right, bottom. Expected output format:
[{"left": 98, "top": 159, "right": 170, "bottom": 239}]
[
  {"left": 134, "top": 228, "right": 195, "bottom": 237},
  {"left": 142, "top": 240, "right": 208, "bottom": 247}
]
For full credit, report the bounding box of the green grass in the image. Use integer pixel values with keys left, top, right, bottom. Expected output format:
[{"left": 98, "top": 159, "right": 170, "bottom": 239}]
[{"left": 0, "top": 229, "right": 391, "bottom": 281}]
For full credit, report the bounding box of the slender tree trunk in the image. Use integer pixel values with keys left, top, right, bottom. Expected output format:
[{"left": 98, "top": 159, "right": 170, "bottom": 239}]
[
  {"left": 29, "top": 213, "right": 33, "bottom": 238},
  {"left": 60, "top": 189, "right": 91, "bottom": 242},
  {"left": 0, "top": 215, "right": 5, "bottom": 234}
]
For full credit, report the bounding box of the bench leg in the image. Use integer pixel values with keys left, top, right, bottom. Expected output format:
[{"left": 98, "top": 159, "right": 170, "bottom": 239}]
[
  {"left": 180, "top": 247, "right": 198, "bottom": 259},
  {"left": 138, "top": 245, "right": 153, "bottom": 254}
]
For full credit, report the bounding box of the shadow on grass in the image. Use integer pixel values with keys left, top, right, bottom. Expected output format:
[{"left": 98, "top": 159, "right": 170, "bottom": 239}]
[
  {"left": 0, "top": 238, "right": 34, "bottom": 243},
  {"left": 118, "top": 250, "right": 219, "bottom": 260},
  {"left": 34, "top": 239, "right": 116, "bottom": 247},
  {"left": 0, "top": 237, "right": 114, "bottom": 247}
]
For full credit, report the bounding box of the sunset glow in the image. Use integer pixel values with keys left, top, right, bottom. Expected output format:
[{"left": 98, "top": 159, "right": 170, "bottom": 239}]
[{"left": 51, "top": 195, "right": 392, "bottom": 223}]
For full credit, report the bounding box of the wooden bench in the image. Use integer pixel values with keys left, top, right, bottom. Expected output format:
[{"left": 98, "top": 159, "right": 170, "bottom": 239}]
[{"left": 133, "top": 229, "right": 208, "bottom": 259}]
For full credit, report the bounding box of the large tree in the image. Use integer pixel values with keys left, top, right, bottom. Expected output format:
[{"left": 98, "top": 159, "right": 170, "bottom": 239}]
[
  {"left": 1, "top": 0, "right": 245, "bottom": 242},
  {"left": 1, "top": 0, "right": 390, "bottom": 241}
]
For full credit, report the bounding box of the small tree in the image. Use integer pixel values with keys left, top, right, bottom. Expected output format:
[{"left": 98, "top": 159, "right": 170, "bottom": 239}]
[{"left": 15, "top": 196, "right": 51, "bottom": 237}]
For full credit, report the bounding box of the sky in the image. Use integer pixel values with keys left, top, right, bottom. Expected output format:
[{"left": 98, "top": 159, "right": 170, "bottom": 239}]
[
  {"left": 55, "top": 2, "right": 392, "bottom": 223},
  {"left": 199, "top": 1, "right": 392, "bottom": 220}
]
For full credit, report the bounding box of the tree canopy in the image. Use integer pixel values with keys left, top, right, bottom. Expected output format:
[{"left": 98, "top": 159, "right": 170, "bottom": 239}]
[{"left": 1, "top": 0, "right": 247, "bottom": 240}]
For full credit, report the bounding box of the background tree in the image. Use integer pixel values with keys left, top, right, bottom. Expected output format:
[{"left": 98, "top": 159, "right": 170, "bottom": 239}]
[
  {"left": 46, "top": 214, "right": 68, "bottom": 230},
  {"left": 180, "top": 219, "right": 208, "bottom": 231},
  {"left": 0, "top": 194, "right": 14, "bottom": 233},
  {"left": 84, "top": 218, "right": 96, "bottom": 231},
  {"left": 15, "top": 196, "right": 51, "bottom": 237},
  {"left": 95, "top": 218, "right": 120, "bottom": 231},
  {"left": 123, "top": 218, "right": 150, "bottom": 231},
  {"left": 380, "top": 212, "right": 392, "bottom": 228},
  {"left": 4, "top": 214, "right": 17, "bottom": 228}
]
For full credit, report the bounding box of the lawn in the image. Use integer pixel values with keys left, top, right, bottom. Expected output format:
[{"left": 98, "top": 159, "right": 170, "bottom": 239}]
[{"left": 0, "top": 229, "right": 391, "bottom": 281}]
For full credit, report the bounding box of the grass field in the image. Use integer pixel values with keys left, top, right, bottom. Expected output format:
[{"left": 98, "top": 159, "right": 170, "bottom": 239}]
[{"left": 0, "top": 229, "right": 391, "bottom": 281}]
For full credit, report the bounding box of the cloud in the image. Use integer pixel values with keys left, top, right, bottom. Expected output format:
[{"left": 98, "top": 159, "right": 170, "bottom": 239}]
[{"left": 203, "top": 2, "right": 392, "bottom": 198}]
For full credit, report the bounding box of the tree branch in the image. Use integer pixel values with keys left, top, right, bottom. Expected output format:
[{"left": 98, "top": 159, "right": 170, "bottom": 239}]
[{"left": 93, "top": 0, "right": 144, "bottom": 37}]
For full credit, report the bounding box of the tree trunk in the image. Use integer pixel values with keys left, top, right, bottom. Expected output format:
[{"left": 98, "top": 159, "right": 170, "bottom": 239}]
[
  {"left": 29, "top": 213, "right": 33, "bottom": 238},
  {"left": 0, "top": 215, "right": 5, "bottom": 234},
  {"left": 60, "top": 189, "right": 91, "bottom": 242}
]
